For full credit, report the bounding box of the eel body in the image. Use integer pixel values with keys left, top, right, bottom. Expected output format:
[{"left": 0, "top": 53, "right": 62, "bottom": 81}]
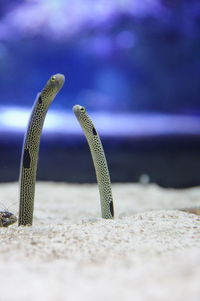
[
  {"left": 18, "top": 74, "right": 65, "bottom": 226},
  {"left": 73, "top": 105, "right": 114, "bottom": 219}
]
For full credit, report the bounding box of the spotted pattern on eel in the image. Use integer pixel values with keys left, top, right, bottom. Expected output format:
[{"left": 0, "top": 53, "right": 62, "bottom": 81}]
[
  {"left": 18, "top": 74, "right": 65, "bottom": 226},
  {"left": 73, "top": 104, "right": 114, "bottom": 219}
]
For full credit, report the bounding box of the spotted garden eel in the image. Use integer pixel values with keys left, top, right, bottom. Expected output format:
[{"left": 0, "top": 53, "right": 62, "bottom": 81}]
[
  {"left": 0, "top": 210, "right": 17, "bottom": 227},
  {"left": 73, "top": 105, "right": 114, "bottom": 219},
  {"left": 18, "top": 74, "right": 65, "bottom": 226}
]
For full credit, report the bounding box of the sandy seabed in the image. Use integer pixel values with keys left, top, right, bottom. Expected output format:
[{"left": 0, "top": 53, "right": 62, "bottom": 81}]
[{"left": 0, "top": 182, "right": 200, "bottom": 301}]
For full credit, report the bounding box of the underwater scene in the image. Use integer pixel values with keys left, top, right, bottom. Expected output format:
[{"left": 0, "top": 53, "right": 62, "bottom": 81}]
[
  {"left": 0, "top": 0, "right": 200, "bottom": 186},
  {"left": 0, "top": 2, "right": 200, "bottom": 301}
]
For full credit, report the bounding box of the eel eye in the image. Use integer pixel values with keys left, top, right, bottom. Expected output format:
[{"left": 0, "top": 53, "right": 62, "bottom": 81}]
[
  {"left": 51, "top": 76, "right": 56, "bottom": 82},
  {"left": 80, "top": 107, "right": 85, "bottom": 113}
]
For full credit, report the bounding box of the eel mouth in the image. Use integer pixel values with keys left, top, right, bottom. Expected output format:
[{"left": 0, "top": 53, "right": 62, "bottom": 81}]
[{"left": 73, "top": 104, "right": 85, "bottom": 118}]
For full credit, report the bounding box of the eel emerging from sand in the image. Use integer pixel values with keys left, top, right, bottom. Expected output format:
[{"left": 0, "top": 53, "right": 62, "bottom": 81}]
[
  {"left": 18, "top": 74, "right": 65, "bottom": 226},
  {"left": 73, "top": 104, "right": 114, "bottom": 219},
  {"left": 17, "top": 75, "right": 199, "bottom": 225},
  {"left": 73, "top": 105, "right": 200, "bottom": 219}
]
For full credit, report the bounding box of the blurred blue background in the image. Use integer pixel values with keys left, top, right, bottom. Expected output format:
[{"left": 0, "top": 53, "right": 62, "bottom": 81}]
[{"left": 0, "top": 0, "right": 200, "bottom": 187}]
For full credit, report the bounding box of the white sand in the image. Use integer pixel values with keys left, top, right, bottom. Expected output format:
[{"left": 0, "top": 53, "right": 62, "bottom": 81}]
[{"left": 0, "top": 182, "right": 200, "bottom": 301}]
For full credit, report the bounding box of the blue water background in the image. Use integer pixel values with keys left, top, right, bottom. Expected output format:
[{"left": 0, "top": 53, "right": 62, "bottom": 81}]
[
  {"left": 0, "top": 0, "right": 199, "bottom": 115},
  {"left": 0, "top": 1, "right": 200, "bottom": 186}
]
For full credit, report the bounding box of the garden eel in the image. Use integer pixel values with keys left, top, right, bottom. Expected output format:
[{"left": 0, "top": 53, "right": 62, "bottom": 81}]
[
  {"left": 73, "top": 105, "right": 114, "bottom": 219},
  {"left": 18, "top": 73, "right": 65, "bottom": 226},
  {"left": 0, "top": 211, "right": 17, "bottom": 227}
]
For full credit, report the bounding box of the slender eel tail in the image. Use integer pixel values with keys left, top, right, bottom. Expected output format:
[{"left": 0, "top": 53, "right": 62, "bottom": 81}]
[
  {"left": 73, "top": 105, "right": 114, "bottom": 219},
  {"left": 18, "top": 74, "right": 65, "bottom": 226}
]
